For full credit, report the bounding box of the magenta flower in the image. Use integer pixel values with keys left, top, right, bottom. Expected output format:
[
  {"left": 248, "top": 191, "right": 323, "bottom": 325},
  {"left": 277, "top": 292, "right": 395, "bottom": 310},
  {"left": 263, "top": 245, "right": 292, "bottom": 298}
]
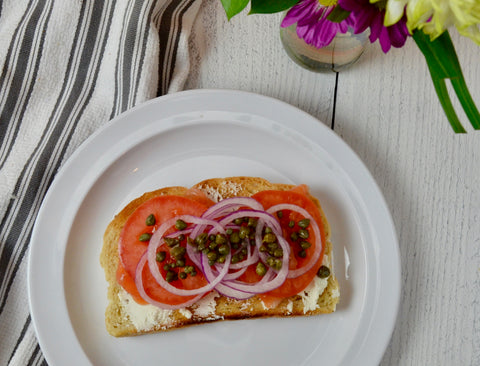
[
  {"left": 281, "top": 0, "right": 355, "bottom": 48},
  {"left": 338, "top": 0, "right": 410, "bottom": 53}
]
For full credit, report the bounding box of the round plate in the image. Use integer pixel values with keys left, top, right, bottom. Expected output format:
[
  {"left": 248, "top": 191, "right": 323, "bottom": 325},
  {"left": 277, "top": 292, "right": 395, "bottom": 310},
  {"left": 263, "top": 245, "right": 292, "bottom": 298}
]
[{"left": 28, "top": 89, "right": 400, "bottom": 366}]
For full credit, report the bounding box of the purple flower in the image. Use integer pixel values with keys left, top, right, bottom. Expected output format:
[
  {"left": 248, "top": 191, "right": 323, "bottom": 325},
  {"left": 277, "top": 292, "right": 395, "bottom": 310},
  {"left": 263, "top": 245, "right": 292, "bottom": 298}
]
[
  {"left": 338, "top": 0, "right": 410, "bottom": 53},
  {"left": 281, "top": 0, "right": 355, "bottom": 48}
]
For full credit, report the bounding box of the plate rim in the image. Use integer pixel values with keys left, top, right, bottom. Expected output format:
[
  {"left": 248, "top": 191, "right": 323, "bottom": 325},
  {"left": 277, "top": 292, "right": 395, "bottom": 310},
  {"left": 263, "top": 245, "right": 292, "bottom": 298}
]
[{"left": 28, "top": 88, "right": 401, "bottom": 366}]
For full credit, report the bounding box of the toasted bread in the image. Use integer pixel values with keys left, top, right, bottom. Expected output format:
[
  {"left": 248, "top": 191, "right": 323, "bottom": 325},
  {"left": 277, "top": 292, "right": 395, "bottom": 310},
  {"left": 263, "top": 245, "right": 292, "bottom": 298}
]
[{"left": 100, "top": 177, "right": 339, "bottom": 337}]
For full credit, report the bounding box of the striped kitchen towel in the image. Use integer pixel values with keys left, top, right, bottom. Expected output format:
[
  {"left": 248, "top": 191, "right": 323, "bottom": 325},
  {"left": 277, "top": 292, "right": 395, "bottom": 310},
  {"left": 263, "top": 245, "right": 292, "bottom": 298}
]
[{"left": 0, "top": 0, "right": 201, "bottom": 364}]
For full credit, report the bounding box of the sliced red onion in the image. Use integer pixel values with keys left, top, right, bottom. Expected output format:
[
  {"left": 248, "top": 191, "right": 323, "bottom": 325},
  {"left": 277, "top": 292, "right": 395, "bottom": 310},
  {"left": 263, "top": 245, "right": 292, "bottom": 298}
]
[
  {"left": 135, "top": 252, "right": 203, "bottom": 310},
  {"left": 267, "top": 203, "right": 323, "bottom": 278},
  {"left": 147, "top": 215, "right": 227, "bottom": 296},
  {"left": 202, "top": 197, "right": 264, "bottom": 220}
]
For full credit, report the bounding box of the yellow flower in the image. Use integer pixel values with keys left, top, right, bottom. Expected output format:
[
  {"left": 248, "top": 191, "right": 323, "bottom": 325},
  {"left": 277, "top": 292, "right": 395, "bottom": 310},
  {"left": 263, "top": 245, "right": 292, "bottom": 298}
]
[{"left": 406, "top": 0, "right": 480, "bottom": 44}]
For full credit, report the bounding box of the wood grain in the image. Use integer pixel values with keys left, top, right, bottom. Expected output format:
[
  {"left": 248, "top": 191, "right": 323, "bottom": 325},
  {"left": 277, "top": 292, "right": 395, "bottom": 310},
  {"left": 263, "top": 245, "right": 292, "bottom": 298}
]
[{"left": 187, "top": 2, "right": 480, "bottom": 364}]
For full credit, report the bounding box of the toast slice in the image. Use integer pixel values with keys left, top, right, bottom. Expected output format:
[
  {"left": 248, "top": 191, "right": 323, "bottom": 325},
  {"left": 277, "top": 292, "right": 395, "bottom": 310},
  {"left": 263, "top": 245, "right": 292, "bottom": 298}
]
[{"left": 100, "top": 177, "right": 339, "bottom": 337}]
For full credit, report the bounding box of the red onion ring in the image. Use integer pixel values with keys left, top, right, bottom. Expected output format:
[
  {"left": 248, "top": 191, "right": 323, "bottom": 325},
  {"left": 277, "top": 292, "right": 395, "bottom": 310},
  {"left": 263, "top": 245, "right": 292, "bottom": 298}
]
[{"left": 266, "top": 203, "right": 323, "bottom": 278}]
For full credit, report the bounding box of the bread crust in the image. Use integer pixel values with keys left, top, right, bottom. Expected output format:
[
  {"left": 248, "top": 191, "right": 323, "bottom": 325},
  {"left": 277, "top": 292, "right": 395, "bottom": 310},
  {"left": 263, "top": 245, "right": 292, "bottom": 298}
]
[{"left": 100, "top": 177, "right": 339, "bottom": 337}]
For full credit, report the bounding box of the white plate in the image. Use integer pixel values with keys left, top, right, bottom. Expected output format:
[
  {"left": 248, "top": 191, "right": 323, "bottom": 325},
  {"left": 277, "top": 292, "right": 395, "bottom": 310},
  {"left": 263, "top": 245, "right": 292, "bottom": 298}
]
[{"left": 28, "top": 89, "right": 400, "bottom": 366}]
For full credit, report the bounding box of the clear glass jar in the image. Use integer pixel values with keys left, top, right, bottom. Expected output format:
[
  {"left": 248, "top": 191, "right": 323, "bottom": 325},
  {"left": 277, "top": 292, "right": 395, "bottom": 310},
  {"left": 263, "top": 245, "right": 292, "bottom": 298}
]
[{"left": 280, "top": 22, "right": 369, "bottom": 73}]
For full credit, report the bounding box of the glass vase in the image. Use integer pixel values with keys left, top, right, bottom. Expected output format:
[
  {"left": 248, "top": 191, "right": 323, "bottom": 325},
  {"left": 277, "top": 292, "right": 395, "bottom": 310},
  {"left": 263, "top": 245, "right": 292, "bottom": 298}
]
[{"left": 280, "top": 22, "right": 369, "bottom": 73}]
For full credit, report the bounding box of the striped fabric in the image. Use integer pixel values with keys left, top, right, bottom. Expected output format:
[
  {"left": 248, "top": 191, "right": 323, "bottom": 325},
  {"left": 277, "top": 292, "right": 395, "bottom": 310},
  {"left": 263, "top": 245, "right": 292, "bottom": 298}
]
[{"left": 0, "top": 0, "right": 200, "bottom": 364}]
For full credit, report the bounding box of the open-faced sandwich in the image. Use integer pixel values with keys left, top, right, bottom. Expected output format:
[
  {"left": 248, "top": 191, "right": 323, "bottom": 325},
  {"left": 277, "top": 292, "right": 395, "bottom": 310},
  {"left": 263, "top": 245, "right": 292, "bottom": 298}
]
[{"left": 100, "top": 176, "right": 339, "bottom": 337}]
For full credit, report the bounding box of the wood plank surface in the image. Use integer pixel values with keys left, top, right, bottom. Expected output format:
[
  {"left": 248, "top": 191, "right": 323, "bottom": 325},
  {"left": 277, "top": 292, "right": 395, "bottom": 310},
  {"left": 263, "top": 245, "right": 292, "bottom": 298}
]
[{"left": 187, "top": 1, "right": 480, "bottom": 364}]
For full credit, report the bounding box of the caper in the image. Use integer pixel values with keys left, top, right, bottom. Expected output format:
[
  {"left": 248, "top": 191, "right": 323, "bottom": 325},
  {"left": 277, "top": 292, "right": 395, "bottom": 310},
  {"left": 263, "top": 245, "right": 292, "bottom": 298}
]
[
  {"left": 165, "top": 270, "right": 177, "bottom": 283},
  {"left": 164, "top": 237, "right": 178, "bottom": 247},
  {"left": 171, "top": 246, "right": 186, "bottom": 259},
  {"left": 163, "top": 264, "right": 170, "bottom": 271},
  {"left": 184, "top": 265, "right": 194, "bottom": 274},
  {"left": 300, "top": 241, "right": 311, "bottom": 249},
  {"left": 226, "top": 228, "right": 233, "bottom": 235},
  {"left": 177, "top": 234, "right": 185, "bottom": 241},
  {"left": 234, "top": 218, "right": 244, "bottom": 225},
  {"left": 139, "top": 233, "right": 151, "bottom": 242},
  {"left": 176, "top": 259, "right": 185, "bottom": 267},
  {"left": 187, "top": 237, "right": 196, "bottom": 246},
  {"left": 239, "top": 226, "right": 250, "bottom": 239},
  {"left": 218, "top": 244, "right": 230, "bottom": 255},
  {"left": 208, "top": 259, "right": 216, "bottom": 266},
  {"left": 156, "top": 251, "right": 166, "bottom": 262},
  {"left": 277, "top": 211, "right": 283, "bottom": 218},
  {"left": 231, "top": 254, "right": 240, "bottom": 264},
  {"left": 256, "top": 262, "right": 267, "bottom": 276},
  {"left": 230, "top": 231, "right": 240, "bottom": 244},
  {"left": 197, "top": 242, "right": 206, "bottom": 251},
  {"left": 298, "top": 249, "right": 307, "bottom": 258},
  {"left": 317, "top": 265, "right": 331, "bottom": 278},
  {"left": 298, "top": 219, "right": 310, "bottom": 229},
  {"left": 266, "top": 257, "right": 276, "bottom": 267},
  {"left": 191, "top": 270, "right": 197, "bottom": 276},
  {"left": 209, "top": 234, "right": 216, "bottom": 242},
  {"left": 263, "top": 233, "right": 276, "bottom": 243},
  {"left": 215, "top": 233, "right": 227, "bottom": 245},
  {"left": 195, "top": 233, "right": 207, "bottom": 245},
  {"left": 273, "top": 248, "right": 283, "bottom": 258},
  {"left": 175, "top": 219, "right": 187, "bottom": 230},
  {"left": 145, "top": 214, "right": 156, "bottom": 226},
  {"left": 179, "top": 272, "right": 187, "bottom": 280},
  {"left": 209, "top": 240, "right": 218, "bottom": 250},
  {"left": 259, "top": 245, "right": 267, "bottom": 252},
  {"left": 273, "top": 259, "right": 283, "bottom": 270},
  {"left": 207, "top": 251, "right": 218, "bottom": 262},
  {"left": 290, "top": 232, "right": 299, "bottom": 241},
  {"left": 298, "top": 229, "right": 309, "bottom": 239},
  {"left": 288, "top": 220, "right": 295, "bottom": 228},
  {"left": 217, "top": 255, "right": 226, "bottom": 264},
  {"left": 264, "top": 227, "right": 272, "bottom": 234},
  {"left": 247, "top": 218, "right": 258, "bottom": 227}
]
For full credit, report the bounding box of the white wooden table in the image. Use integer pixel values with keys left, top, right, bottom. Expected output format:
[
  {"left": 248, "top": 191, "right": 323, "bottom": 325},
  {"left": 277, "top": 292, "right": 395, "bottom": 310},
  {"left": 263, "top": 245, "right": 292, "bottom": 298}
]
[{"left": 186, "top": 1, "right": 480, "bottom": 364}]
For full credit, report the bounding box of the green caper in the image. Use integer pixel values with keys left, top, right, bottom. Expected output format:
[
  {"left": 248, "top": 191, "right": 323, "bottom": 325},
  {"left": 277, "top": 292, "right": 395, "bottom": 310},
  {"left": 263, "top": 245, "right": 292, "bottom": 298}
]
[
  {"left": 179, "top": 272, "right": 187, "bottom": 279},
  {"left": 191, "top": 270, "right": 197, "bottom": 276},
  {"left": 230, "top": 231, "right": 240, "bottom": 244},
  {"left": 277, "top": 211, "right": 283, "bottom": 218},
  {"left": 266, "top": 256, "right": 276, "bottom": 267},
  {"left": 215, "top": 234, "right": 227, "bottom": 245},
  {"left": 164, "top": 237, "right": 178, "bottom": 247},
  {"left": 207, "top": 251, "right": 217, "bottom": 262},
  {"left": 288, "top": 220, "right": 295, "bottom": 228},
  {"left": 273, "top": 248, "right": 283, "bottom": 258},
  {"left": 217, "top": 255, "right": 226, "bottom": 264},
  {"left": 298, "top": 249, "right": 307, "bottom": 258},
  {"left": 184, "top": 265, "right": 194, "bottom": 274},
  {"left": 247, "top": 218, "right": 258, "bottom": 227},
  {"left": 259, "top": 245, "right": 267, "bottom": 252},
  {"left": 139, "top": 233, "right": 152, "bottom": 242},
  {"left": 226, "top": 228, "right": 233, "bottom": 235},
  {"left": 208, "top": 259, "right": 216, "bottom": 266},
  {"left": 170, "top": 246, "right": 186, "bottom": 259},
  {"left": 256, "top": 262, "right": 267, "bottom": 276},
  {"left": 273, "top": 259, "right": 283, "bottom": 270},
  {"left": 197, "top": 242, "right": 206, "bottom": 251},
  {"left": 165, "top": 270, "right": 177, "bottom": 283},
  {"left": 298, "top": 229, "right": 309, "bottom": 239},
  {"left": 175, "top": 219, "right": 187, "bottom": 230},
  {"left": 239, "top": 226, "right": 250, "bottom": 239},
  {"left": 218, "top": 244, "right": 230, "bottom": 255},
  {"left": 290, "top": 232, "right": 299, "bottom": 241},
  {"left": 234, "top": 218, "right": 244, "bottom": 225},
  {"left": 317, "top": 265, "right": 331, "bottom": 278},
  {"left": 231, "top": 254, "right": 240, "bottom": 264},
  {"left": 177, "top": 234, "right": 185, "bottom": 241},
  {"left": 300, "top": 241, "right": 311, "bottom": 249},
  {"left": 145, "top": 214, "right": 156, "bottom": 226},
  {"left": 195, "top": 233, "right": 208, "bottom": 245},
  {"left": 187, "top": 237, "right": 196, "bottom": 246},
  {"left": 264, "top": 227, "right": 272, "bottom": 234},
  {"left": 163, "top": 264, "right": 171, "bottom": 271},
  {"left": 209, "top": 240, "right": 218, "bottom": 250},
  {"left": 298, "top": 219, "right": 310, "bottom": 229},
  {"left": 156, "top": 251, "right": 166, "bottom": 262},
  {"left": 263, "top": 232, "right": 276, "bottom": 243},
  {"left": 176, "top": 259, "right": 185, "bottom": 267},
  {"left": 209, "top": 234, "right": 216, "bottom": 242}
]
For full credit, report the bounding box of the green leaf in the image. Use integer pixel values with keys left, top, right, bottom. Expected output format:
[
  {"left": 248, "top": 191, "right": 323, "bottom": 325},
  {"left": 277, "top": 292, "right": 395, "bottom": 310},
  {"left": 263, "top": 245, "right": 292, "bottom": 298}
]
[
  {"left": 220, "top": 0, "right": 250, "bottom": 20},
  {"left": 327, "top": 6, "right": 351, "bottom": 23},
  {"left": 249, "top": 0, "right": 300, "bottom": 14},
  {"left": 413, "top": 30, "right": 480, "bottom": 132}
]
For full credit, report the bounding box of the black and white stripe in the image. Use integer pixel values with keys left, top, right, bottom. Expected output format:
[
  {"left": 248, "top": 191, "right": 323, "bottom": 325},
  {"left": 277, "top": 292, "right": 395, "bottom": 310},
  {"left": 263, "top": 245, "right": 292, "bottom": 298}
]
[{"left": 0, "top": 0, "right": 200, "bottom": 364}]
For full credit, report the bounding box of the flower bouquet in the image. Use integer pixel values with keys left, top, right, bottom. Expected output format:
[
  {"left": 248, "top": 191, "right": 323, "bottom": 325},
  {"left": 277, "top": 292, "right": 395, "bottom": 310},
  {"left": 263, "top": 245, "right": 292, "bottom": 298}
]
[{"left": 219, "top": 0, "right": 480, "bottom": 133}]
